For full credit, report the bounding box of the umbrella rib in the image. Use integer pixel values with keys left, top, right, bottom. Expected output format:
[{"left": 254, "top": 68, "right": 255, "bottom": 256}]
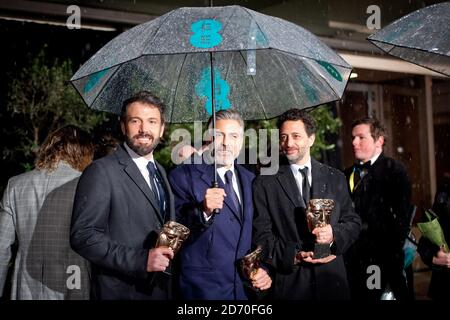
[
  {"left": 369, "top": 39, "right": 450, "bottom": 58},
  {"left": 87, "top": 62, "right": 125, "bottom": 111},
  {"left": 237, "top": 50, "right": 268, "bottom": 119},
  {"left": 270, "top": 52, "right": 302, "bottom": 107},
  {"left": 271, "top": 49, "right": 347, "bottom": 101},
  {"left": 304, "top": 57, "right": 342, "bottom": 100},
  {"left": 169, "top": 53, "right": 189, "bottom": 123},
  {"left": 270, "top": 48, "right": 352, "bottom": 70},
  {"left": 241, "top": 7, "right": 270, "bottom": 49},
  {"left": 146, "top": 9, "right": 177, "bottom": 53},
  {"left": 218, "top": 5, "right": 239, "bottom": 38},
  {"left": 223, "top": 50, "right": 234, "bottom": 81}
]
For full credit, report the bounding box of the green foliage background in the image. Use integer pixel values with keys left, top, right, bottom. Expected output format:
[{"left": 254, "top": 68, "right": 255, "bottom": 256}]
[{"left": 4, "top": 47, "right": 108, "bottom": 170}]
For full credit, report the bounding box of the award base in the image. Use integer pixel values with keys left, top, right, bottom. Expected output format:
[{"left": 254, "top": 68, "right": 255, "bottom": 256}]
[{"left": 313, "top": 243, "right": 331, "bottom": 259}]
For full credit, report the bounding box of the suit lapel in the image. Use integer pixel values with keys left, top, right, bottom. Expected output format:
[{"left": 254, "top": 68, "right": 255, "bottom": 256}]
[
  {"left": 217, "top": 172, "right": 243, "bottom": 223},
  {"left": 275, "top": 164, "right": 311, "bottom": 241},
  {"left": 311, "top": 158, "right": 327, "bottom": 199},
  {"left": 117, "top": 146, "right": 163, "bottom": 224},
  {"left": 311, "top": 158, "right": 341, "bottom": 225},
  {"left": 199, "top": 164, "right": 216, "bottom": 189},
  {"left": 156, "top": 161, "right": 174, "bottom": 222},
  {"left": 276, "top": 165, "right": 303, "bottom": 209},
  {"left": 235, "top": 166, "right": 251, "bottom": 224}
]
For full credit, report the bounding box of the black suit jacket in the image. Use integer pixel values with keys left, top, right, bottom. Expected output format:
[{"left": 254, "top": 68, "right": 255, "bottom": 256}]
[
  {"left": 70, "top": 145, "right": 175, "bottom": 300},
  {"left": 253, "top": 158, "right": 361, "bottom": 300},
  {"left": 344, "top": 153, "right": 412, "bottom": 300}
]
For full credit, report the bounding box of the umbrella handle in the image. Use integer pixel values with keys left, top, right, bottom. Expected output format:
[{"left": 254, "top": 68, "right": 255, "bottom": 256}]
[{"left": 212, "top": 180, "right": 220, "bottom": 214}]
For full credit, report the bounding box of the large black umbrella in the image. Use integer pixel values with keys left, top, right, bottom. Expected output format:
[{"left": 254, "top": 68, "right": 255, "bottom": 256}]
[
  {"left": 368, "top": 2, "right": 450, "bottom": 77},
  {"left": 71, "top": 5, "right": 352, "bottom": 184},
  {"left": 71, "top": 5, "right": 352, "bottom": 120}
]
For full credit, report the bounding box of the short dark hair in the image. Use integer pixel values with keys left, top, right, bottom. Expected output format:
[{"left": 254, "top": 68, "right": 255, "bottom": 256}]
[
  {"left": 352, "top": 117, "right": 387, "bottom": 142},
  {"left": 277, "top": 108, "right": 316, "bottom": 137},
  {"left": 120, "top": 91, "right": 165, "bottom": 124}
]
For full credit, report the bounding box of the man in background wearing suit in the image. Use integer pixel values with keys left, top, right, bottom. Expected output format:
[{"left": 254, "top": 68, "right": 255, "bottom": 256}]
[
  {"left": 0, "top": 125, "right": 93, "bottom": 299},
  {"left": 253, "top": 109, "right": 361, "bottom": 300},
  {"left": 169, "top": 110, "right": 271, "bottom": 300},
  {"left": 344, "top": 117, "right": 412, "bottom": 300},
  {"left": 71, "top": 91, "right": 175, "bottom": 300}
]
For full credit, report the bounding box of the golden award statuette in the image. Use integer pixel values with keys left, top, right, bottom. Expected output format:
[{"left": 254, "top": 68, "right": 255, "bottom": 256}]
[
  {"left": 306, "top": 199, "right": 335, "bottom": 259},
  {"left": 155, "top": 221, "right": 190, "bottom": 255},
  {"left": 240, "top": 246, "right": 263, "bottom": 280},
  {"left": 155, "top": 221, "right": 190, "bottom": 275}
]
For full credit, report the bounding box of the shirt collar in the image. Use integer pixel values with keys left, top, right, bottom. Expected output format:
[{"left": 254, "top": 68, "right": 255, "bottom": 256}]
[
  {"left": 290, "top": 157, "right": 312, "bottom": 175},
  {"left": 123, "top": 142, "right": 155, "bottom": 168},
  {"left": 217, "top": 163, "right": 235, "bottom": 183},
  {"left": 360, "top": 152, "right": 381, "bottom": 166}
]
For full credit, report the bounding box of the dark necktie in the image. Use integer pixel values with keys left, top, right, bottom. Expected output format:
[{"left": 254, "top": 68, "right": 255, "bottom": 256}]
[
  {"left": 147, "top": 161, "right": 166, "bottom": 218},
  {"left": 224, "top": 170, "right": 242, "bottom": 217},
  {"left": 299, "top": 167, "right": 310, "bottom": 206},
  {"left": 353, "top": 161, "right": 371, "bottom": 188}
]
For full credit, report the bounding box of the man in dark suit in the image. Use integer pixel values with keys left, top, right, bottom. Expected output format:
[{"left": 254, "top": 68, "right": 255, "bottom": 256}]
[
  {"left": 169, "top": 110, "right": 271, "bottom": 300},
  {"left": 253, "top": 109, "right": 361, "bottom": 300},
  {"left": 344, "top": 117, "right": 412, "bottom": 300},
  {"left": 70, "top": 91, "right": 175, "bottom": 300}
]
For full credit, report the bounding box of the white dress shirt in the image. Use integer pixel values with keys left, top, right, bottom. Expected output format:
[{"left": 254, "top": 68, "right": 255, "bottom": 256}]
[
  {"left": 123, "top": 143, "right": 156, "bottom": 192},
  {"left": 290, "top": 157, "right": 312, "bottom": 197}
]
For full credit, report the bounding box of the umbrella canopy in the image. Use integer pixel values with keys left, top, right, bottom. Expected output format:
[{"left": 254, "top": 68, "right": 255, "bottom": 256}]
[
  {"left": 368, "top": 2, "right": 450, "bottom": 77},
  {"left": 71, "top": 5, "right": 352, "bottom": 122}
]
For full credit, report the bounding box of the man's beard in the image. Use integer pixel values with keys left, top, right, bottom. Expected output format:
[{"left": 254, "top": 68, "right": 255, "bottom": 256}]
[
  {"left": 126, "top": 133, "right": 160, "bottom": 157},
  {"left": 283, "top": 147, "right": 308, "bottom": 164},
  {"left": 214, "top": 147, "right": 236, "bottom": 166}
]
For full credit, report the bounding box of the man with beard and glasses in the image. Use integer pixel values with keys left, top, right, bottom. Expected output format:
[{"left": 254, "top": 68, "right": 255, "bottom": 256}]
[
  {"left": 168, "top": 110, "right": 272, "bottom": 300},
  {"left": 252, "top": 109, "right": 361, "bottom": 300},
  {"left": 70, "top": 91, "right": 175, "bottom": 300}
]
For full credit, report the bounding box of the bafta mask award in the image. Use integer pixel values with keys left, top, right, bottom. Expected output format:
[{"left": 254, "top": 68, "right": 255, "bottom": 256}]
[
  {"left": 155, "top": 221, "right": 190, "bottom": 255},
  {"left": 155, "top": 221, "right": 190, "bottom": 276},
  {"left": 306, "top": 199, "right": 335, "bottom": 259},
  {"left": 240, "top": 246, "right": 263, "bottom": 280}
]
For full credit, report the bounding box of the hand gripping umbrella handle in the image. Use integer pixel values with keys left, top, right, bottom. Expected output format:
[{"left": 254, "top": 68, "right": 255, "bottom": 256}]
[{"left": 212, "top": 180, "right": 220, "bottom": 214}]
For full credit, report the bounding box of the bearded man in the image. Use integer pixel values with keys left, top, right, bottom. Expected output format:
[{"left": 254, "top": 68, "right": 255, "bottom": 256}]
[
  {"left": 252, "top": 109, "right": 361, "bottom": 300},
  {"left": 71, "top": 91, "right": 175, "bottom": 300}
]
